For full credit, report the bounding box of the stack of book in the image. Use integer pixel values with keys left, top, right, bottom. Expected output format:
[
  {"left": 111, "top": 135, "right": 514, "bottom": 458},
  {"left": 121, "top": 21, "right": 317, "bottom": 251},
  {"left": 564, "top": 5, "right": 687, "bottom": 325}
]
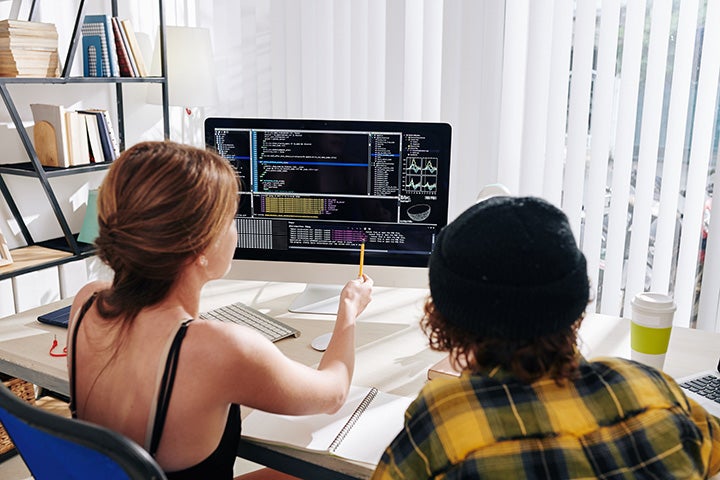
[
  {"left": 81, "top": 14, "right": 146, "bottom": 77},
  {"left": 30, "top": 103, "right": 120, "bottom": 168},
  {"left": 0, "top": 19, "right": 59, "bottom": 77}
]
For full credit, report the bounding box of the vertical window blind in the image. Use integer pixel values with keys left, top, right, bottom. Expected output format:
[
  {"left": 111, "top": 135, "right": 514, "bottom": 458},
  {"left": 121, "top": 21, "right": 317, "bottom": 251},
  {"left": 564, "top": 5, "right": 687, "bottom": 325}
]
[{"left": 148, "top": 0, "right": 720, "bottom": 329}]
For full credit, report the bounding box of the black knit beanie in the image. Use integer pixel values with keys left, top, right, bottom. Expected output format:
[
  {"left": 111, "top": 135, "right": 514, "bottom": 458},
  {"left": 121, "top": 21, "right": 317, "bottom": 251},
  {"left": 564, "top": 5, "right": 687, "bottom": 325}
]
[{"left": 428, "top": 196, "right": 589, "bottom": 340}]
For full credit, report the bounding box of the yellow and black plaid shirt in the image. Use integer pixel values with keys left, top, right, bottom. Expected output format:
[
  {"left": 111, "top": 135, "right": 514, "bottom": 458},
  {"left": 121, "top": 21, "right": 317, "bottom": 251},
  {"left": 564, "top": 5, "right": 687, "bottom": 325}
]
[{"left": 372, "top": 357, "right": 720, "bottom": 479}]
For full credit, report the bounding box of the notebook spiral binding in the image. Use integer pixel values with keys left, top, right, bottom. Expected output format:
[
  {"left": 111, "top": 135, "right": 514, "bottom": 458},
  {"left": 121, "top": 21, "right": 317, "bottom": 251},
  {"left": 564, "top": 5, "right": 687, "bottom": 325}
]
[{"left": 328, "top": 387, "right": 378, "bottom": 453}]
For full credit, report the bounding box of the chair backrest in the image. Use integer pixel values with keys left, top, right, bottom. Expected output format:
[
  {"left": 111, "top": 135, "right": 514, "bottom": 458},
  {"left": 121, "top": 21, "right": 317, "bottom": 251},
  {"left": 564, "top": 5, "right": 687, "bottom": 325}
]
[{"left": 0, "top": 383, "right": 167, "bottom": 480}]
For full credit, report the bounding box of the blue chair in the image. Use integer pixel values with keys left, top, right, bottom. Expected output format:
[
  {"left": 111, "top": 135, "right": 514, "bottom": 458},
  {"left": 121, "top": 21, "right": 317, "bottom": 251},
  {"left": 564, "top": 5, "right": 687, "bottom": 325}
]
[{"left": 0, "top": 382, "right": 167, "bottom": 479}]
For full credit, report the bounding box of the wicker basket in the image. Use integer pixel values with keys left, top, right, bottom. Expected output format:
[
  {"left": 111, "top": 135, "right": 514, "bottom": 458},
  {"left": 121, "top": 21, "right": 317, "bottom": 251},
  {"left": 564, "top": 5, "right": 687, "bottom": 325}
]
[{"left": 0, "top": 376, "right": 36, "bottom": 457}]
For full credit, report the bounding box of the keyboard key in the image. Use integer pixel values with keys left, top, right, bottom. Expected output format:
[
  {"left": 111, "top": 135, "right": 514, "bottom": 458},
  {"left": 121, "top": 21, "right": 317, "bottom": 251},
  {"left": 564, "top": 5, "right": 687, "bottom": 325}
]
[
  {"left": 682, "top": 374, "right": 720, "bottom": 403},
  {"left": 200, "top": 302, "right": 300, "bottom": 342}
]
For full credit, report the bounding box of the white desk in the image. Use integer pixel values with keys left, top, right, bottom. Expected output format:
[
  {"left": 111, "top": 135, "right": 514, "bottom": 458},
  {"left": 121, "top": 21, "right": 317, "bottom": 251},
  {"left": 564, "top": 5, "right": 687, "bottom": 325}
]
[
  {"left": 578, "top": 312, "right": 720, "bottom": 380},
  {"left": 0, "top": 280, "right": 719, "bottom": 479}
]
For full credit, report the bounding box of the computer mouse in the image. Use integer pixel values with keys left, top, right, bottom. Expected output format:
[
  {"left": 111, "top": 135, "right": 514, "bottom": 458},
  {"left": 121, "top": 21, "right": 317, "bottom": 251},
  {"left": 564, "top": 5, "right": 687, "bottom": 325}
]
[{"left": 311, "top": 332, "right": 333, "bottom": 352}]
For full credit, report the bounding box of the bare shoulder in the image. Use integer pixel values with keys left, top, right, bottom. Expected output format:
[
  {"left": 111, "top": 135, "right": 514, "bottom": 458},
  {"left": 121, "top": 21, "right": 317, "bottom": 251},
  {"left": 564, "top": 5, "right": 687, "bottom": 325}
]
[
  {"left": 69, "top": 280, "right": 110, "bottom": 324},
  {"left": 187, "top": 318, "right": 272, "bottom": 356},
  {"left": 182, "top": 319, "right": 287, "bottom": 378},
  {"left": 72, "top": 281, "right": 110, "bottom": 307}
]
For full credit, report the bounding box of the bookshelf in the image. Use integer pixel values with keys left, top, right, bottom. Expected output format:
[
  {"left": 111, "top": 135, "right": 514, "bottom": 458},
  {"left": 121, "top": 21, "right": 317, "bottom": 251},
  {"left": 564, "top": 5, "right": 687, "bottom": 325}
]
[{"left": 0, "top": 0, "right": 169, "bottom": 282}]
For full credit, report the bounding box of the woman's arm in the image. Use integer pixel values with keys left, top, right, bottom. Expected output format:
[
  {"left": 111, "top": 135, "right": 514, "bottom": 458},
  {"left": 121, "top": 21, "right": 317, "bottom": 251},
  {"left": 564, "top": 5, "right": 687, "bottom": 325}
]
[
  {"left": 315, "top": 274, "right": 373, "bottom": 405},
  {"left": 206, "top": 275, "right": 373, "bottom": 415}
]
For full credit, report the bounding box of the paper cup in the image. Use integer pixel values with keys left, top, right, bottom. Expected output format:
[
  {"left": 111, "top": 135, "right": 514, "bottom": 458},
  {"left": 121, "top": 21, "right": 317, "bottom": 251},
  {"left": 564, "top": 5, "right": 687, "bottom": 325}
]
[{"left": 630, "top": 292, "right": 676, "bottom": 370}]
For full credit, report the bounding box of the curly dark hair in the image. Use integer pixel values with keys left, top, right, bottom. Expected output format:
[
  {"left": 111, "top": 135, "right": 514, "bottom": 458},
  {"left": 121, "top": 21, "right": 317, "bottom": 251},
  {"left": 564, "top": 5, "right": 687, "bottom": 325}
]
[{"left": 421, "top": 296, "right": 582, "bottom": 385}]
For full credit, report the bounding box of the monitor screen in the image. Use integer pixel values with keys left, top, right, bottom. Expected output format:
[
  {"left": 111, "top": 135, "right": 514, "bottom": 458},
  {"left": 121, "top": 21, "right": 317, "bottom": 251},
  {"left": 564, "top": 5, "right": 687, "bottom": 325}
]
[{"left": 205, "top": 118, "right": 452, "bottom": 310}]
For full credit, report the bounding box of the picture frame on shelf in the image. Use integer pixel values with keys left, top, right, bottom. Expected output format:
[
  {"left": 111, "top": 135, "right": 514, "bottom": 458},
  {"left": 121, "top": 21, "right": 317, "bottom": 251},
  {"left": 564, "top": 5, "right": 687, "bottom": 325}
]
[{"left": 0, "top": 233, "right": 12, "bottom": 267}]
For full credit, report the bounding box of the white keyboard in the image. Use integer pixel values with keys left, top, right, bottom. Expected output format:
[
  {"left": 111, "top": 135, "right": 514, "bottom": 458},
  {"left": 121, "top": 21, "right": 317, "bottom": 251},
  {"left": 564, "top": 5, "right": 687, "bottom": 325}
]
[
  {"left": 200, "top": 302, "right": 300, "bottom": 342},
  {"left": 679, "top": 374, "right": 720, "bottom": 401},
  {"left": 678, "top": 370, "right": 720, "bottom": 418}
]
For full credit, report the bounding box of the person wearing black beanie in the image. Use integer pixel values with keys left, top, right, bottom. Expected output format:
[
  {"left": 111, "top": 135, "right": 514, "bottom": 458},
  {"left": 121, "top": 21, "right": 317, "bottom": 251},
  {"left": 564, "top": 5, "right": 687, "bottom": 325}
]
[
  {"left": 429, "top": 196, "right": 589, "bottom": 340},
  {"left": 373, "top": 196, "right": 720, "bottom": 480}
]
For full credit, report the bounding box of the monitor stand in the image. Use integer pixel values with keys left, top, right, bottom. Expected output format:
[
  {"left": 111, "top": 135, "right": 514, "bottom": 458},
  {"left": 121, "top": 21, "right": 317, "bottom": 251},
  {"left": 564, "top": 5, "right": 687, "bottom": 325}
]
[{"left": 288, "top": 284, "right": 344, "bottom": 315}]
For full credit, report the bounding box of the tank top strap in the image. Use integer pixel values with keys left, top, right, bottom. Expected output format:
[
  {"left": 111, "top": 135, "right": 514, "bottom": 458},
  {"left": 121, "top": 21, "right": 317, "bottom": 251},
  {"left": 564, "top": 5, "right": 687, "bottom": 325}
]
[
  {"left": 146, "top": 318, "right": 194, "bottom": 456},
  {"left": 68, "top": 292, "right": 99, "bottom": 418}
]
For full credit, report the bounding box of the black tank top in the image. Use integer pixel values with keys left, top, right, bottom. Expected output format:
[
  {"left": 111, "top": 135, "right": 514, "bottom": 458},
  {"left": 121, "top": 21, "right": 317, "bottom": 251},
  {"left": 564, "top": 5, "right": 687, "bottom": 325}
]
[{"left": 69, "top": 295, "right": 241, "bottom": 479}]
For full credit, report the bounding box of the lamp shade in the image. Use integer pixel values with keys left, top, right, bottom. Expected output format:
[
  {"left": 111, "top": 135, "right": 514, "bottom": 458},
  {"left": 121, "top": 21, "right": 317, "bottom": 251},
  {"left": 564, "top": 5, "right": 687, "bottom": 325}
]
[{"left": 147, "top": 26, "right": 219, "bottom": 107}]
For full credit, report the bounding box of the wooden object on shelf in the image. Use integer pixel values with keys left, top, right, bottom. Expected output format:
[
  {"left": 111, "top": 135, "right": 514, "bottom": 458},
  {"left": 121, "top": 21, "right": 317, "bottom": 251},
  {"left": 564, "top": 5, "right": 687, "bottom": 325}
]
[
  {"left": 32, "top": 121, "right": 59, "bottom": 166},
  {"left": 30, "top": 103, "right": 70, "bottom": 167},
  {"left": 0, "top": 246, "right": 72, "bottom": 276},
  {"left": 0, "top": 233, "right": 12, "bottom": 266}
]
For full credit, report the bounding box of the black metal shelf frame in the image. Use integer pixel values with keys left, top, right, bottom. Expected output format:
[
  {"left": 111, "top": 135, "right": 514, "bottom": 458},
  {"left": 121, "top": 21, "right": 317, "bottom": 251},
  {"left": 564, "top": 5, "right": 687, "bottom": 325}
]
[
  {"left": 0, "top": 0, "right": 169, "bottom": 264},
  {"left": 0, "top": 241, "right": 96, "bottom": 282}
]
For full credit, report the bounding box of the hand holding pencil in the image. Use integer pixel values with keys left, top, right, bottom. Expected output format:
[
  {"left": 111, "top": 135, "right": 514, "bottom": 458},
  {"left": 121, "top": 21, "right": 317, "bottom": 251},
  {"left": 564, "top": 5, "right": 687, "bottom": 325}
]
[
  {"left": 358, "top": 242, "right": 365, "bottom": 278},
  {"left": 337, "top": 244, "right": 373, "bottom": 324}
]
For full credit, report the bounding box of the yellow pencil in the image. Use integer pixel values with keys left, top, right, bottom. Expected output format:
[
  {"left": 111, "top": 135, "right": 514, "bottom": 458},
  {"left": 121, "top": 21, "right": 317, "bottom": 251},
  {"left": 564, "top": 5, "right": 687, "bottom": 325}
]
[{"left": 358, "top": 242, "right": 365, "bottom": 277}]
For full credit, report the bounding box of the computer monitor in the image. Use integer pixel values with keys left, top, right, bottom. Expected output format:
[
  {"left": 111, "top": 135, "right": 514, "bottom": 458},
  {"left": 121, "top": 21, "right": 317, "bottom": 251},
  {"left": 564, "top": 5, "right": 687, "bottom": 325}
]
[{"left": 205, "top": 117, "right": 452, "bottom": 313}]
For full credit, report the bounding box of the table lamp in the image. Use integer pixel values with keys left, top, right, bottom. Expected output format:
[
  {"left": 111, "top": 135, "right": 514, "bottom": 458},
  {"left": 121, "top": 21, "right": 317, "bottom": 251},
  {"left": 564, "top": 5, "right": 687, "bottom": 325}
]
[{"left": 147, "top": 26, "right": 219, "bottom": 146}]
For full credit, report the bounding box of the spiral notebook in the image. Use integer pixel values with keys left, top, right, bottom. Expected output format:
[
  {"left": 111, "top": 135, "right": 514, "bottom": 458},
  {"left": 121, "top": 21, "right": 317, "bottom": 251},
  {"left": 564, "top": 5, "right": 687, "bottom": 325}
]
[{"left": 242, "top": 385, "right": 413, "bottom": 465}]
